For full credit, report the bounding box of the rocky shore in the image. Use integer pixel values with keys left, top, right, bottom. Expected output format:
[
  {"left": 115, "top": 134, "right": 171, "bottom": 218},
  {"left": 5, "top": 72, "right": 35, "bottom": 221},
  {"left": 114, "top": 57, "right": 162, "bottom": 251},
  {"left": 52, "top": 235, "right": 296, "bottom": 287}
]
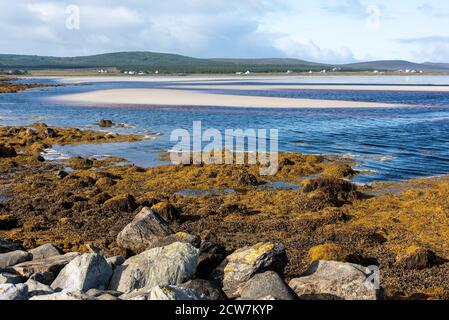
[
  {"left": 1, "top": 124, "right": 449, "bottom": 300},
  {"left": 0, "top": 77, "right": 60, "bottom": 93}
]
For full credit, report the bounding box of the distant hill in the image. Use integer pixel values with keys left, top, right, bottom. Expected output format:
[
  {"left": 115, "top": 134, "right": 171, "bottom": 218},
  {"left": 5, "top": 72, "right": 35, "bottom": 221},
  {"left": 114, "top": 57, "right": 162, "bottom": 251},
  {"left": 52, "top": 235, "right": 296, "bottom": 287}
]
[
  {"left": 0, "top": 51, "right": 448, "bottom": 74},
  {"left": 343, "top": 60, "right": 449, "bottom": 72}
]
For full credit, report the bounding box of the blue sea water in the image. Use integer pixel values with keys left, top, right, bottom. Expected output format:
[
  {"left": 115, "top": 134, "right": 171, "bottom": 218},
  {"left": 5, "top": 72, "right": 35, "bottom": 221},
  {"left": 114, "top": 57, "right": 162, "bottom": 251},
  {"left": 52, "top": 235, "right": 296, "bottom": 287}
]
[{"left": 1, "top": 76, "right": 449, "bottom": 184}]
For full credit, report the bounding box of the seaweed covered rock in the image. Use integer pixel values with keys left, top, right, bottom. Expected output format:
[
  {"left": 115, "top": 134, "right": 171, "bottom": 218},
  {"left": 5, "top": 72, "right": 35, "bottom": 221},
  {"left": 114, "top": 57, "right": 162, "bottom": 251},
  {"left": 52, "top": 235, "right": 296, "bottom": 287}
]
[
  {"left": 289, "top": 260, "right": 381, "bottom": 300},
  {"left": 321, "top": 163, "right": 355, "bottom": 179},
  {"left": 239, "top": 271, "right": 298, "bottom": 300},
  {"left": 151, "top": 201, "right": 181, "bottom": 222},
  {"left": 302, "top": 177, "right": 359, "bottom": 207},
  {"left": 308, "top": 243, "right": 349, "bottom": 263},
  {"left": 395, "top": 245, "right": 437, "bottom": 270},
  {"left": 236, "top": 171, "right": 259, "bottom": 187},
  {"left": 116, "top": 207, "right": 173, "bottom": 253},
  {"left": 103, "top": 193, "right": 137, "bottom": 212},
  {"left": 212, "top": 242, "right": 287, "bottom": 298},
  {"left": 51, "top": 253, "right": 112, "bottom": 292},
  {"left": 109, "top": 242, "right": 199, "bottom": 293}
]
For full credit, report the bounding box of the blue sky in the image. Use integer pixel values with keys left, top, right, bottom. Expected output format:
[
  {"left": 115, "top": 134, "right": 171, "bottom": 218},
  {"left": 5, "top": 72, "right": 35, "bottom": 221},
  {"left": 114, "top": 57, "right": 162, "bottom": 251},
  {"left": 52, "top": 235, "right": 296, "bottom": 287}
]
[{"left": 0, "top": 0, "right": 448, "bottom": 63}]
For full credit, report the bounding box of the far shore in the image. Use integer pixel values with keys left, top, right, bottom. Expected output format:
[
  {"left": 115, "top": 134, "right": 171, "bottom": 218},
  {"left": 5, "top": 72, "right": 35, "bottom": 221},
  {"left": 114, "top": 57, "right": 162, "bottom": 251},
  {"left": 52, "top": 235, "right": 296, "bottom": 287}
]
[{"left": 53, "top": 88, "right": 395, "bottom": 109}]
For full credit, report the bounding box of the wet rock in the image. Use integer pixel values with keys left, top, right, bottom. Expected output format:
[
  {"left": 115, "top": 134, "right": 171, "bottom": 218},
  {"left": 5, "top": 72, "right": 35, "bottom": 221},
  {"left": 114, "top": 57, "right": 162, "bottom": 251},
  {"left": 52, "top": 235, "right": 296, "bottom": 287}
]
[
  {"left": 0, "top": 214, "right": 19, "bottom": 230},
  {"left": 51, "top": 253, "right": 112, "bottom": 292},
  {"left": 197, "top": 241, "right": 227, "bottom": 279},
  {"left": 180, "top": 279, "right": 227, "bottom": 300},
  {"left": 29, "top": 243, "right": 61, "bottom": 260},
  {"left": 0, "top": 239, "right": 24, "bottom": 253},
  {"left": 146, "top": 232, "right": 201, "bottom": 251},
  {"left": 103, "top": 193, "right": 137, "bottom": 212},
  {"left": 212, "top": 242, "right": 287, "bottom": 298},
  {"left": 95, "top": 177, "right": 116, "bottom": 188},
  {"left": 109, "top": 242, "right": 199, "bottom": 293},
  {"left": 321, "top": 163, "right": 355, "bottom": 179},
  {"left": 98, "top": 119, "right": 113, "bottom": 127},
  {"left": 25, "top": 279, "right": 54, "bottom": 297},
  {"left": 116, "top": 207, "right": 173, "bottom": 253},
  {"left": 0, "top": 144, "right": 17, "bottom": 158},
  {"left": 30, "top": 291, "right": 95, "bottom": 300},
  {"left": 239, "top": 271, "right": 298, "bottom": 300},
  {"left": 0, "top": 272, "right": 23, "bottom": 284},
  {"left": 288, "top": 260, "right": 381, "bottom": 300},
  {"left": 395, "top": 245, "right": 436, "bottom": 270},
  {"left": 9, "top": 252, "right": 81, "bottom": 278},
  {"left": 68, "top": 157, "right": 94, "bottom": 170},
  {"left": 0, "top": 250, "right": 32, "bottom": 269},
  {"left": 121, "top": 285, "right": 208, "bottom": 300},
  {"left": 0, "top": 283, "right": 28, "bottom": 300},
  {"left": 44, "top": 127, "right": 57, "bottom": 138},
  {"left": 151, "top": 201, "right": 181, "bottom": 222}
]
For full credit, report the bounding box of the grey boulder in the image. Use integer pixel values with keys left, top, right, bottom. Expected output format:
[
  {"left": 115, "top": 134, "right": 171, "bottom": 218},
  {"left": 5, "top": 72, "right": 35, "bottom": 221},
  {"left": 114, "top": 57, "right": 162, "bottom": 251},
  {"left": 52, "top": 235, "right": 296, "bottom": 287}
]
[
  {"left": 10, "top": 252, "right": 81, "bottom": 278},
  {"left": 51, "top": 253, "right": 112, "bottom": 292},
  {"left": 29, "top": 244, "right": 61, "bottom": 260},
  {"left": 288, "top": 260, "right": 381, "bottom": 300},
  {"left": 239, "top": 271, "right": 298, "bottom": 300},
  {"left": 0, "top": 250, "right": 32, "bottom": 269},
  {"left": 109, "top": 242, "right": 199, "bottom": 293},
  {"left": 116, "top": 207, "right": 173, "bottom": 253},
  {"left": 0, "top": 283, "right": 28, "bottom": 300},
  {"left": 30, "top": 290, "right": 95, "bottom": 300},
  {"left": 180, "top": 279, "right": 227, "bottom": 300},
  {"left": 122, "top": 285, "right": 209, "bottom": 300},
  {"left": 212, "top": 242, "right": 287, "bottom": 298}
]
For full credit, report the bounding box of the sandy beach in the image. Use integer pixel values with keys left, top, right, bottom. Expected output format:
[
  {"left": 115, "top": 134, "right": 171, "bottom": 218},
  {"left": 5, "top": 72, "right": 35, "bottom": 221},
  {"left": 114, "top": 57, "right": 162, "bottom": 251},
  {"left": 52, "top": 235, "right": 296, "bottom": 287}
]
[{"left": 55, "top": 88, "right": 394, "bottom": 108}]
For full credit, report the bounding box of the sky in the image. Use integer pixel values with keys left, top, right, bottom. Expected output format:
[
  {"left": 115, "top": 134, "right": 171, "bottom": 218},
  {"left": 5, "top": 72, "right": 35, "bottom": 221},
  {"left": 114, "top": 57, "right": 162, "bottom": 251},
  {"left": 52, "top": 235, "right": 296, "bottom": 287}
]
[{"left": 0, "top": 0, "right": 448, "bottom": 63}]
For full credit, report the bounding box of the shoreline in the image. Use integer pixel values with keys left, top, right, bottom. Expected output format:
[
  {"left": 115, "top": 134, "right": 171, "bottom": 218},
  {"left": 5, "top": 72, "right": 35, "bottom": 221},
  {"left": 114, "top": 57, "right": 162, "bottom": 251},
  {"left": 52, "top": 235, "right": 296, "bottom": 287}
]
[{"left": 53, "top": 88, "right": 395, "bottom": 109}]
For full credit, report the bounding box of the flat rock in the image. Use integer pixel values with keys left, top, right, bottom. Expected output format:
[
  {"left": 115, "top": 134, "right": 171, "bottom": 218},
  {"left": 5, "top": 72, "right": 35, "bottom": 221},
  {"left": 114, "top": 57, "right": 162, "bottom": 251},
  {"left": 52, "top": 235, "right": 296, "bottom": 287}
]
[
  {"left": 288, "top": 260, "right": 381, "bottom": 300},
  {"left": 51, "top": 253, "right": 112, "bottom": 292},
  {"left": 0, "top": 272, "right": 23, "bottom": 285},
  {"left": 9, "top": 252, "right": 81, "bottom": 278},
  {"left": 239, "top": 271, "right": 298, "bottom": 300},
  {"left": 0, "top": 283, "right": 28, "bottom": 300},
  {"left": 29, "top": 244, "right": 61, "bottom": 260},
  {"left": 121, "top": 285, "right": 209, "bottom": 300},
  {"left": 30, "top": 291, "right": 95, "bottom": 300},
  {"left": 109, "top": 242, "right": 199, "bottom": 293},
  {"left": 25, "top": 279, "right": 54, "bottom": 297},
  {"left": 0, "top": 250, "right": 32, "bottom": 269},
  {"left": 116, "top": 207, "right": 173, "bottom": 253},
  {"left": 212, "top": 242, "right": 287, "bottom": 298}
]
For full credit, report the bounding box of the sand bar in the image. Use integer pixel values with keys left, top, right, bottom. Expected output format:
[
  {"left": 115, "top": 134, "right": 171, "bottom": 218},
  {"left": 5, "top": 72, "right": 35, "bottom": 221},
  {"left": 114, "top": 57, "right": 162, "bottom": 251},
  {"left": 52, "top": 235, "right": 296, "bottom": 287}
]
[{"left": 55, "top": 88, "right": 394, "bottom": 108}]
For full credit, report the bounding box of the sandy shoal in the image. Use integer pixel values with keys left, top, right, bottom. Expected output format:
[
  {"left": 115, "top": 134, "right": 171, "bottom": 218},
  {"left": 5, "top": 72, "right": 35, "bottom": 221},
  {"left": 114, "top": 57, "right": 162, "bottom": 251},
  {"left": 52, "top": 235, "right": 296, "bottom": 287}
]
[{"left": 54, "top": 88, "right": 395, "bottom": 109}]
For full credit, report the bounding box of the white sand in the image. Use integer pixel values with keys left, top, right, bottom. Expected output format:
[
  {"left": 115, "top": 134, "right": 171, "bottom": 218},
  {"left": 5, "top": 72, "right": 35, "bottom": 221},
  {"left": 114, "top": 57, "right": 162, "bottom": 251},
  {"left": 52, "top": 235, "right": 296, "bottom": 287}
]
[{"left": 55, "top": 88, "right": 394, "bottom": 109}]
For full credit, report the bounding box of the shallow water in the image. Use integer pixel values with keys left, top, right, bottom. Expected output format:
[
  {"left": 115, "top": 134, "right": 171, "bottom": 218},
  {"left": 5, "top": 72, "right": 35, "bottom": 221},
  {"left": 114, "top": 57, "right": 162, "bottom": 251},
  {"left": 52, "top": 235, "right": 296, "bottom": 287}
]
[{"left": 1, "top": 76, "right": 449, "bottom": 183}]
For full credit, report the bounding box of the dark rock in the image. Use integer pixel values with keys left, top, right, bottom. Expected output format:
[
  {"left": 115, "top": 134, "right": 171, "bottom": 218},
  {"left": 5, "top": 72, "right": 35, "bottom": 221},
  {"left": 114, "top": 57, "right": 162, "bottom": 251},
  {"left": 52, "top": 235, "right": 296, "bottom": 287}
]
[
  {"left": 0, "top": 215, "right": 19, "bottom": 230},
  {"left": 98, "top": 119, "right": 113, "bottom": 127},
  {"left": 151, "top": 201, "right": 181, "bottom": 222},
  {"left": 0, "top": 239, "right": 25, "bottom": 254},
  {"left": 0, "top": 145, "right": 16, "bottom": 158},
  {"left": 0, "top": 272, "right": 23, "bottom": 285},
  {"left": 29, "top": 272, "right": 55, "bottom": 286},
  {"left": 180, "top": 279, "right": 227, "bottom": 300},
  {"left": 56, "top": 171, "right": 68, "bottom": 179},
  {"left": 237, "top": 171, "right": 259, "bottom": 187},
  {"left": 197, "top": 241, "right": 226, "bottom": 279}
]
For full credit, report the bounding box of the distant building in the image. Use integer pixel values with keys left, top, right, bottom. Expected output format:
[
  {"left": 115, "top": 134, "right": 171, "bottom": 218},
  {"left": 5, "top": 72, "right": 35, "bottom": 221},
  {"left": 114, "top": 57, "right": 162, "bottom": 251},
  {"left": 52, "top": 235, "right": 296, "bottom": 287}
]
[
  {"left": 235, "top": 72, "right": 243, "bottom": 75},
  {"left": 155, "top": 70, "right": 159, "bottom": 74},
  {"left": 308, "top": 70, "right": 313, "bottom": 74},
  {"left": 320, "top": 69, "right": 327, "bottom": 73},
  {"left": 244, "top": 70, "right": 251, "bottom": 75},
  {"left": 286, "top": 70, "right": 293, "bottom": 74}
]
